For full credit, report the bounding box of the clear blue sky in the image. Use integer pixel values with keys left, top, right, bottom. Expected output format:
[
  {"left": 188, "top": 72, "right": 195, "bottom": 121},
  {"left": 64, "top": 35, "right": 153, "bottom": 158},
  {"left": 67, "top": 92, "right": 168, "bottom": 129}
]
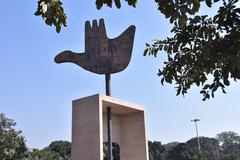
[{"left": 1, "top": 0, "right": 240, "bottom": 149}]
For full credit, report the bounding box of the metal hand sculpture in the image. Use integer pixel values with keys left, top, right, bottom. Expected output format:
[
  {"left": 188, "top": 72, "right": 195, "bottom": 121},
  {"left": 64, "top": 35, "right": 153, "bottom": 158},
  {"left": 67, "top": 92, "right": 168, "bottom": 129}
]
[
  {"left": 54, "top": 19, "right": 136, "bottom": 160},
  {"left": 54, "top": 19, "right": 136, "bottom": 75}
]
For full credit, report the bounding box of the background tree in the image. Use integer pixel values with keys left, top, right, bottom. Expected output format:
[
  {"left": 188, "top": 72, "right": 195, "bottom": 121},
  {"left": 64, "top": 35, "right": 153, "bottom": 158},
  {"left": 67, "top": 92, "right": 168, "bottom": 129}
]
[
  {"left": 148, "top": 141, "right": 166, "bottom": 160},
  {"left": 217, "top": 131, "right": 240, "bottom": 150},
  {"left": 217, "top": 131, "right": 240, "bottom": 159},
  {"left": 27, "top": 148, "right": 64, "bottom": 160},
  {"left": 220, "top": 144, "right": 240, "bottom": 160},
  {"left": 46, "top": 140, "right": 71, "bottom": 159},
  {"left": 27, "top": 140, "right": 71, "bottom": 160},
  {"left": 164, "top": 142, "right": 179, "bottom": 152},
  {"left": 166, "top": 143, "right": 198, "bottom": 160},
  {"left": 145, "top": 0, "right": 240, "bottom": 100},
  {"left": 187, "top": 137, "right": 222, "bottom": 160},
  {"left": 0, "top": 113, "right": 28, "bottom": 160}
]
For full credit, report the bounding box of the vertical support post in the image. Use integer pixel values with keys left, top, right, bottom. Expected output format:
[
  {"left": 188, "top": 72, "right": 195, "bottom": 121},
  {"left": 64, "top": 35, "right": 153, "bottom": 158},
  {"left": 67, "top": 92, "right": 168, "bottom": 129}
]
[
  {"left": 105, "top": 74, "right": 112, "bottom": 160},
  {"left": 107, "top": 107, "right": 112, "bottom": 160},
  {"left": 191, "top": 119, "right": 201, "bottom": 160},
  {"left": 106, "top": 74, "right": 111, "bottom": 96},
  {"left": 195, "top": 122, "right": 201, "bottom": 153}
]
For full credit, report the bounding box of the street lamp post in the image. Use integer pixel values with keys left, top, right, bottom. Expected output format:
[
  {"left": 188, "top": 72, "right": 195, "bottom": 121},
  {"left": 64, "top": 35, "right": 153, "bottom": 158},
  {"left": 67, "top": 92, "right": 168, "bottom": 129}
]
[{"left": 191, "top": 119, "right": 201, "bottom": 158}]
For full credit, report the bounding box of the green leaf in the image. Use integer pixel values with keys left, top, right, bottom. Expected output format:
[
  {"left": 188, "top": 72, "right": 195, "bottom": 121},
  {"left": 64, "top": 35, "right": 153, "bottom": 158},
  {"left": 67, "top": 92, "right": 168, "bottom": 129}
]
[
  {"left": 161, "top": 78, "right": 164, "bottom": 85},
  {"left": 206, "top": 93, "right": 210, "bottom": 99},
  {"left": 157, "top": 70, "right": 163, "bottom": 76},
  {"left": 165, "top": 5, "right": 173, "bottom": 18},
  {"left": 209, "top": 83, "right": 215, "bottom": 89},
  {"left": 176, "top": 86, "right": 182, "bottom": 96},
  {"left": 205, "top": 0, "right": 212, "bottom": 7},
  {"left": 214, "top": 70, "right": 219, "bottom": 77},
  {"left": 211, "top": 91, "right": 215, "bottom": 98},
  {"left": 96, "top": 0, "right": 104, "bottom": 9},
  {"left": 143, "top": 49, "right": 148, "bottom": 56},
  {"left": 223, "top": 79, "right": 230, "bottom": 86},
  {"left": 222, "top": 88, "right": 227, "bottom": 94},
  {"left": 203, "top": 84, "right": 210, "bottom": 89},
  {"left": 178, "top": 15, "right": 187, "bottom": 28},
  {"left": 34, "top": 10, "right": 41, "bottom": 16},
  {"left": 126, "top": 0, "right": 137, "bottom": 7},
  {"left": 200, "top": 90, "right": 206, "bottom": 94},
  {"left": 212, "top": 85, "right": 218, "bottom": 92}
]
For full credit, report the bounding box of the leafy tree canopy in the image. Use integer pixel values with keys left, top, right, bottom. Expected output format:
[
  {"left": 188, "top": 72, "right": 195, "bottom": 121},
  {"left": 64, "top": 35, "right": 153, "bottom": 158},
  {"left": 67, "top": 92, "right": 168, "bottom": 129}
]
[
  {"left": 148, "top": 141, "right": 166, "bottom": 160},
  {"left": 216, "top": 131, "right": 240, "bottom": 159},
  {"left": 167, "top": 143, "right": 198, "bottom": 160},
  {"left": 46, "top": 140, "right": 71, "bottom": 159},
  {"left": 187, "top": 137, "right": 221, "bottom": 159},
  {"left": 145, "top": 0, "right": 240, "bottom": 100},
  {"left": 0, "top": 113, "right": 28, "bottom": 160},
  {"left": 217, "top": 131, "right": 240, "bottom": 151},
  {"left": 27, "top": 141, "right": 71, "bottom": 160},
  {"left": 0, "top": 113, "right": 71, "bottom": 160},
  {"left": 27, "top": 149, "right": 64, "bottom": 160},
  {"left": 35, "top": 0, "right": 218, "bottom": 33},
  {"left": 35, "top": 0, "right": 240, "bottom": 100}
]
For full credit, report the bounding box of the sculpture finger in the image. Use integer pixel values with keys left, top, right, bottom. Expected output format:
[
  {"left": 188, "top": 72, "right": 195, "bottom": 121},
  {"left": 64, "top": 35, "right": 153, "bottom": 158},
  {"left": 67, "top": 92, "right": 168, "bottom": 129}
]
[
  {"left": 85, "top": 21, "right": 91, "bottom": 36},
  {"left": 92, "top": 19, "right": 98, "bottom": 32},
  {"left": 99, "top": 19, "right": 107, "bottom": 37},
  {"left": 98, "top": 19, "right": 108, "bottom": 57},
  {"left": 85, "top": 21, "right": 91, "bottom": 53}
]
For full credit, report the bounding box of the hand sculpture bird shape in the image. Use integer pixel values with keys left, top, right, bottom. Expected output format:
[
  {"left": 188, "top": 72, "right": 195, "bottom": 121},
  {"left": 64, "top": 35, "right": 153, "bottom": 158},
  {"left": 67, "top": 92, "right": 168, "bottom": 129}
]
[
  {"left": 54, "top": 19, "right": 136, "bottom": 75},
  {"left": 54, "top": 19, "right": 135, "bottom": 160}
]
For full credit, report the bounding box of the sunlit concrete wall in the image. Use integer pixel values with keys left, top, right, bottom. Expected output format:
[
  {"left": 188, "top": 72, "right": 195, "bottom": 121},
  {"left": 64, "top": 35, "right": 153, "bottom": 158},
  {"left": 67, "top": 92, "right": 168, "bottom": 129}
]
[{"left": 72, "top": 94, "right": 148, "bottom": 160}]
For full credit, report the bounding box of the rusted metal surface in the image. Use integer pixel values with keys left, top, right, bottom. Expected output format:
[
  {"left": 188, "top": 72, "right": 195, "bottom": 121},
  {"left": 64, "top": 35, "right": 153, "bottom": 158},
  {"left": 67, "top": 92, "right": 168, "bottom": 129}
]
[{"left": 54, "top": 19, "right": 136, "bottom": 74}]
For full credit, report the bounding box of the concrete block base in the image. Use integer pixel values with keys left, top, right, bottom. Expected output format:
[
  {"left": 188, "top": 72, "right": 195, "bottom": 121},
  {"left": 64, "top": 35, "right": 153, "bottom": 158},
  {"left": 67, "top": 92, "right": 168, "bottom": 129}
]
[{"left": 72, "top": 94, "right": 148, "bottom": 160}]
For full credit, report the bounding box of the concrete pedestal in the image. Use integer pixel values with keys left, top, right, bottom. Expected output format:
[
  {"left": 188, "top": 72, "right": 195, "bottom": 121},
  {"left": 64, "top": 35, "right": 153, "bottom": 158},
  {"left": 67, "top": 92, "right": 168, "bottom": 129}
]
[{"left": 72, "top": 94, "right": 148, "bottom": 160}]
